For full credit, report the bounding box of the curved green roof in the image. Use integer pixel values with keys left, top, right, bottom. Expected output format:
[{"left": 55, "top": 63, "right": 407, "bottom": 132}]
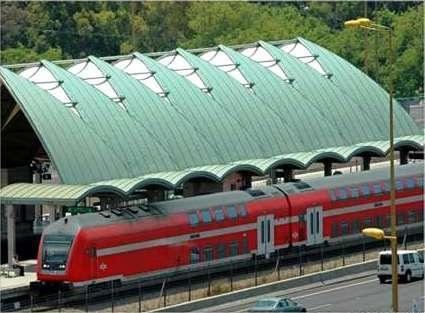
[{"left": 0, "top": 38, "right": 422, "bottom": 189}]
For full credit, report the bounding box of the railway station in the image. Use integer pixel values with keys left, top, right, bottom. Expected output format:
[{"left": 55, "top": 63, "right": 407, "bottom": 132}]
[{"left": 0, "top": 37, "right": 423, "bottom": 302}]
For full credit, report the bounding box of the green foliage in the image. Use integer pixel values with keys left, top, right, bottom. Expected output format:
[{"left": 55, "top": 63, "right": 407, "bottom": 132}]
[{"left": 0, "top": 2, "right": 423, "bottom": 97}]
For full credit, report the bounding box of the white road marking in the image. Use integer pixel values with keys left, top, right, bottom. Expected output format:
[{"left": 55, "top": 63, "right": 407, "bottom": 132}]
[
  {"left": 293, "top": 278, "right": 377, "bottom": 300},
  {"left": 308, "top": 303, "right": 332, "bottom": 310}
]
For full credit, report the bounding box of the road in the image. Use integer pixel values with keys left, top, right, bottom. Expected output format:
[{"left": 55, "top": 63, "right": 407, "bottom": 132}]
[{"left": 198, "top": 274, "right": 424, "bottom": 312}]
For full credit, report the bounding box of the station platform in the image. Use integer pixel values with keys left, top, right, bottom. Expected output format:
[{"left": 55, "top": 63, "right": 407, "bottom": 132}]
[{"left": 0, "top": 260, "right": 37, "bottom": 299}]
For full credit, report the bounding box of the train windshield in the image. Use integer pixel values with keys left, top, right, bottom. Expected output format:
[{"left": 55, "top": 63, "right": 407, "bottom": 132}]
[{"left": 42, "top": 234, "right": 73, "bottom": 271}]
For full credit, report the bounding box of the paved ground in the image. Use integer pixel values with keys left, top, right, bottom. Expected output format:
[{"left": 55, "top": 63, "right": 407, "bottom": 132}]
[
  {"left": 0, "top": 260, "right": 37, "bottom": 290},
  {"left": 198, "top": 274, "right": 424, "bottom": 312}
]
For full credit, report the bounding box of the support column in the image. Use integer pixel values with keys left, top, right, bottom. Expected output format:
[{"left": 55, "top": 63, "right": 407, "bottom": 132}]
[
  {"left": 100, "top": 197, "right": 108, "bottom": 211},
  {"left": 362, "top": 156, "right": 371, "bottom": 171},
  {"left": 241, "top": 174, "right": 252, "bottom": 189},
  {"left": 33, "top": 173, "right": 42, "bottom": 229},
  {"left": 7, "top": 205, "right": 16, "bottom": 267},
  {"left": 323, "top": 162, "right": 332, "bottom": 177},
  {"left": 49, "top": 206, "right": 57, "bottom": 223},
  {"left": 270, "top": 169, "right": 277, "bottom": 184},
  {"left": 283, "top": 168, "right": 294, "bottom": 182},
  {"left": 399, "top": 149, "right": 409, "bottom": 165}
]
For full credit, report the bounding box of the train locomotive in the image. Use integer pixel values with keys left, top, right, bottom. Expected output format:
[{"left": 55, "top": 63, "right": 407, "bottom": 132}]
[{"left": 34, "top": 163, "right": 423, "bottom": 288}]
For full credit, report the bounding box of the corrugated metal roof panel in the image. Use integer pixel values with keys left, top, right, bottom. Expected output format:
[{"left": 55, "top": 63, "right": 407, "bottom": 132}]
[{"left": 1, "top": 38, "right": 422, "bottom": 190}]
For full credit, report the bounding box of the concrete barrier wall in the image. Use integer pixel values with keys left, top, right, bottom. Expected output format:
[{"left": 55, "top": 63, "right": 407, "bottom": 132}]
[{"left": 153, "top": 260, "right": 377, "bottom": 312}]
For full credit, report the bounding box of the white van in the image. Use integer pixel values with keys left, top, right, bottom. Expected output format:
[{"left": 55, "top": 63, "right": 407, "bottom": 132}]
[{"left": 377, "top": 250, "right": 424, "bottom": 283}]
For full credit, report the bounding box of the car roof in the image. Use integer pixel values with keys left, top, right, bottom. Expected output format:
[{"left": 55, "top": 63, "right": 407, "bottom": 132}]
[
  {"left": 257, "top": 297, "right": 280, "bottom": 301},
  {"left": 379, "top": 250, "right": 418, "bottom": 255}
]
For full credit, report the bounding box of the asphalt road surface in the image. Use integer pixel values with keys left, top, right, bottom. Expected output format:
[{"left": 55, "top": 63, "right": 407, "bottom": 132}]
[{"left": 198, "top": 274, "right": 424, "bottom": 312}]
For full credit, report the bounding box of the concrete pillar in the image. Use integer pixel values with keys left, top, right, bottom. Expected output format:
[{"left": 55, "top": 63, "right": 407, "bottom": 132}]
[
  {"left": 400, "top": 149, "right": 409, "bottom": 165},
  {"left": 283, "top": 169, "right": 294, "bottom": 182},
  {"left": 270, "top": 169, "right": 277, "bottom": 184},
  {"left": 323, "top": 162, "right": 332, "bottom": 177},
  {"left": 49, "top": 206, "right": 57, "bottom": 223},
  {"left": 7, "top": 205, "right": 16, "bottom": 267},
  {"left": 33, "top": 173, "right": 42, "bottom": 221},
  {"left": 362, "top": 156, "right": 371, "bottom": 171}
]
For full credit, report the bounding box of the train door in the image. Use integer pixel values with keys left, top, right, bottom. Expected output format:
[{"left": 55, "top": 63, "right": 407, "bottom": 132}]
[
  {"left": 306, "top": 207, "right": 323, "bottom": 245},
  {"left": 257, "top": 215, "right": 275, "bottom": 258}
]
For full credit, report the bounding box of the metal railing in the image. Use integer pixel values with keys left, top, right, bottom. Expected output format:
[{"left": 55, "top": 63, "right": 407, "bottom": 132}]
[{"left": 1, "top": 230, "right": 422, "bottom": 312}]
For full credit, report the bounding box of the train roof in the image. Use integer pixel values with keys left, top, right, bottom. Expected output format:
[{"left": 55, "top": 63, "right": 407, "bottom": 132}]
[
  {"left": 298, "top": 163, "right": 424, "bottom": 191},
  {"left": 44, "top": 163, "right": 423, "bottom": 234},
  {"left": 153, "top": 190, "right": 255, "bottom": 212}
]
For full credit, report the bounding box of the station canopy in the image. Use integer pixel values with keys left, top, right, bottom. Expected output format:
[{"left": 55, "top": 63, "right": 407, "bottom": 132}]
[{"left": 1, "top": 37, "right": 423, "bottom": 204}]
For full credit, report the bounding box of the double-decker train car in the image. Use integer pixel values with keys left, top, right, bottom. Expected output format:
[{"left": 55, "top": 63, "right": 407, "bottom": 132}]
[{"left": 35, "top": 163, "right": 423, "bottom": 288}]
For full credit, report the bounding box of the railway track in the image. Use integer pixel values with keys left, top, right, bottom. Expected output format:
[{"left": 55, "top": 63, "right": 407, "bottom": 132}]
[{"left": 2, "top": 232, "right": 423, "bottom": 312}]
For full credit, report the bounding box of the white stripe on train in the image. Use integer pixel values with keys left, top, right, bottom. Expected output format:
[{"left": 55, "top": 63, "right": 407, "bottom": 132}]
[{"left": 97, "top": 194, "right": 422, "bottom": 257}]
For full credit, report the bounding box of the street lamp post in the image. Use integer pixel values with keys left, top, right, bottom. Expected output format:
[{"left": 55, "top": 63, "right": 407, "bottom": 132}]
[{"left": 344, "top": 18, "right": 398, "bottom": 312}]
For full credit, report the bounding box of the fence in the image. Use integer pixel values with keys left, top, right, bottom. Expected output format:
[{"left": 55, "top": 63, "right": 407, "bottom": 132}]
[{"left": 1, "top": 231, "right": 423, "bottom": 312}]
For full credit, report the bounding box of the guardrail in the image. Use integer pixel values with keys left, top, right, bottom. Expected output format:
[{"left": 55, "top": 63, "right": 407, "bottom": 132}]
[
  {"left": 153, "top": 260, "right": 377, "bottom": 312},
  {"left": 1, "top": 231, "right": 422, "bottom": 312}
]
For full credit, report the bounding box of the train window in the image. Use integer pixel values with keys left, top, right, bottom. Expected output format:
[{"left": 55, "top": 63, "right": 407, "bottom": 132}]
[
  {"left": 418, "top": 209, "right": 423, "bottom": 221},
  {"left": 310, "top": 213, "right": 314, "bottom": 235},
  {"left": 363, "top": 218, "right": 372, "bottom": 227},
  {"left": 331, "top": 223, "right": 339, "bottom": 237},
  {"left": 372, "top": 183, "right": 382, "bottom": 194},
  {"left": 189, "top": 213, "right": 199, "bottom": 226},
  {"left": 417, "top": 176, "right": 424, "bottom": 187},
  {"left": 407, "top": 211, "right": 416, "bottom": 223},
  {"left": 341, "top": 222, "right": 349, "bottom": 235},
  {"left": 267, "top": 220, "right": 271, "bottom": 243},
  {"left": 261, "top": 221, "right": 265, "bottom": 243},
  {"left": 203, "top": 247, "right": 213, "bottom": 262},
  {"left": 361, "top": 185, "right": 370, "bottom": 196},
  {"left": 375, "top": 215, "right": 383, "bottom": 227},
  {"left": 406, "top": 178, "right": 415, "bottom": 189},
  {"left": 201, "top": 209, "right": 212, "bottom": 223},
  {"left": 316, "top": 212, "right": 320, "bottom": 235},
  {"left": 190, "top": 248, "right": 200, "bottom": 264},
  {"left": 351, "top": 220, "right": 360, "bottom": 234},
  {"left": 350, "top": 187, "right": 359, "bottom": 198},
  {"left": 385, "top": 215, "right": 391, "bottom": 227},
  {"left": 214, "top": 208, "right": 224, "bottom": 221},
  {"left": 337, "top": 188, "right": 348, "bottom": 200},
  {"left": 397, "top": 213, "right": 404, "bottom": 225},
  {"left": 227, "top": 206, "right": 237, "bottom": 219},
  {"left": 229, "top": 242, "right": 238, "bottom": 256},
  {"left": 238, "top": 205, "right": 248, "bottom": 217},
  {"left": 242, "top": 238, "right": 249, "bottom": 254},
  {"left": 216, "top": 244, "right": 226, "bottom": 259},
  {"left": 383, "top": 181, "right": 391, "bottom": 193},
  {"left": 396, "top": 180, "right": 404, "bottom": 191},
  {"left": 329, "top": 190, "right": 337, "bottom": 201}
]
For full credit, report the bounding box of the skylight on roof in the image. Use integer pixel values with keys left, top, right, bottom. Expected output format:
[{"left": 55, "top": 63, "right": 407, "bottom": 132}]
[
  {"left": 68, "top": 60, "right": 126, "bottom": 111},
  {"left": 114, "top": 57, "right": 168, "bottom": 97},
  {"left": 241, "top": 45, "right": 289, "bottom": 81},
  {"left": 19, "top": 65, "right": 80, "bottom": 117},
  {"left": 280, "top": 41, "right": 327, "bottom": 75},
  {"left": 158, "top": 53, "right": 210, "bottom": 93},
  {"left": 200, "top": 49, "right": 253, "bottom": 89}
]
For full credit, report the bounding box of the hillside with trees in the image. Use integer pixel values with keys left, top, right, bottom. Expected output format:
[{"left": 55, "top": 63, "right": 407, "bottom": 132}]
[{"left": 1, "top": 1, "right": 423, "bottom": 97}]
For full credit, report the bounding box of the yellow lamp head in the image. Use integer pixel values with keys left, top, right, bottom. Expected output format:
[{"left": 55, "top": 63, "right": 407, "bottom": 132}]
[
  {"left": 362, "top": 227, "right": 385, "bottom": 240},
  {"left": 357, "top": 18, "right": 372, "bottom": 27},
  {"left": 344, "top": 20, "right": 360, "bottom": 28}
]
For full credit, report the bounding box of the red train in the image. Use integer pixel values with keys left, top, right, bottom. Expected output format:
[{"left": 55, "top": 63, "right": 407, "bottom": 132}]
[{"left": 36, "top": 163, "right": 423, "bottom": 287}]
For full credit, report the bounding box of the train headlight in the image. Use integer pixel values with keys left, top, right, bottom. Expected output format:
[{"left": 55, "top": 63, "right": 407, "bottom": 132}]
[
  {"left": 59, "top": 264, "right": 65, "bottom": 269},
  {"left": 43, "top": 264, "right": 50, "bottom": 269}
]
